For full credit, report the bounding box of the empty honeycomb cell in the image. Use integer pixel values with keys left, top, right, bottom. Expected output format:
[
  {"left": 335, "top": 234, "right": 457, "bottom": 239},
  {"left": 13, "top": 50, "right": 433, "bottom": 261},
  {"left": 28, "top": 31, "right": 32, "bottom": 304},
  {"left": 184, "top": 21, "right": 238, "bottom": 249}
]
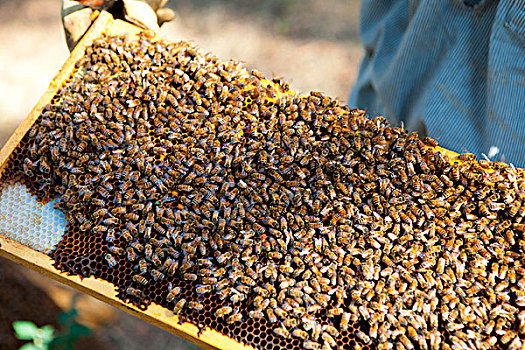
[
  {"left": 0, "top": 32, "right": 522, "bottom": 350},
  {"left": 0, "top": 182, "right": 66, "bottom": 253}
]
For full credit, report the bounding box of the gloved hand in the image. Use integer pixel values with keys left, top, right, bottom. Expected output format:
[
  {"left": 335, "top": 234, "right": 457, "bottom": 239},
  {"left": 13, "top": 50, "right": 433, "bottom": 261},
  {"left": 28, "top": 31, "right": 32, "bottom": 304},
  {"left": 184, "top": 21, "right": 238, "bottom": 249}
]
[{"left": 62, "top": 0, "right": 175, "bottom": 51}]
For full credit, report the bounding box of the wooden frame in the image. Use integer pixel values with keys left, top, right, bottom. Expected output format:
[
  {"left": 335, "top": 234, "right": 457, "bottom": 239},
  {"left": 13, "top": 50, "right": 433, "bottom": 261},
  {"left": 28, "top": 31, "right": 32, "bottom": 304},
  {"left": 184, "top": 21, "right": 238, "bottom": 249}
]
[
  {"left": 0, "top": 9, "right": 475, "bottom": 350},
  {"left": 0, "top": 11, "right": 253, "bottom": 350}
]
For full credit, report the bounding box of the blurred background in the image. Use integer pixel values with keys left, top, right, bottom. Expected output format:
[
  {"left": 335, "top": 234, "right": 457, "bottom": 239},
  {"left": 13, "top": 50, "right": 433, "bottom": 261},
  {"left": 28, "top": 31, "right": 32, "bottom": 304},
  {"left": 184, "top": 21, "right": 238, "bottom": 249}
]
[{"left": 0, "top": 0, "right": 363, "bottom": 348}]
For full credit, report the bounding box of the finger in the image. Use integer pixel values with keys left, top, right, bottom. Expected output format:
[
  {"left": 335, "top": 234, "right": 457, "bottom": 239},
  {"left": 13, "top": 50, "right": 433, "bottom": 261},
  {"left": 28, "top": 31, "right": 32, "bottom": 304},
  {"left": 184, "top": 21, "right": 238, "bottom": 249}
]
[
  {"left": 156, "top": 8, "right": 175, "bottom": 26},
  {"left": 123, "top": 0, "right": 160, "bottom": 33},
  {"left": 62, "top": 0, "right": 94, "bottom": 51},
  {"left": 142, "top": 0, "right": 164, "bottom": 11}
]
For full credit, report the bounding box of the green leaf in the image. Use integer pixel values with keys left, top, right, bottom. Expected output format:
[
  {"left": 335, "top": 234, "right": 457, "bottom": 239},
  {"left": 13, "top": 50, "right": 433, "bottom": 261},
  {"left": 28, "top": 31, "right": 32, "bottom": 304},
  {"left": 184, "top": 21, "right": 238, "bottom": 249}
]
[
  {"left": 48, "top": 336, "right": 66, "bottom": 349},
  {"left": 68, "top": 323, "right": 91, "bottom": 337},
  {"left": 13, "top": 321, "right": 39, "bottom": 340},
  {"left": 19, "top": 343, "right": 42, "bottom": 350},
  {"left": 36, "top": 326, "right": 55, "bottom": 343},
  {"left": 57, "top": 309, "right": 78, "bottom": 325}
]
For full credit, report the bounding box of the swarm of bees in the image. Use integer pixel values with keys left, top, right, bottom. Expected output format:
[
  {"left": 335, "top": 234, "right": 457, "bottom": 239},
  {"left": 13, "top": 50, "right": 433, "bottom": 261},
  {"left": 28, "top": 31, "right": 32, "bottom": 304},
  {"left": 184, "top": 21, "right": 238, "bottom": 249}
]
[{"left": 5, "top": 32, "right": 525, "bottom": 350}]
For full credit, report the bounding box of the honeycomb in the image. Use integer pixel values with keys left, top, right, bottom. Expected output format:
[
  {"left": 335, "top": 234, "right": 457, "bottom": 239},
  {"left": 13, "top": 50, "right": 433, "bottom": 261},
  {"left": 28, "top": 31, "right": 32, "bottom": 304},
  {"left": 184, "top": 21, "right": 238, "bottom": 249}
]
[
  {"left": 0, "top": 182, "right": 66, "bottom": 253},
  {"left": 1, "top": 32, "right": 524, "bottom": 350}
]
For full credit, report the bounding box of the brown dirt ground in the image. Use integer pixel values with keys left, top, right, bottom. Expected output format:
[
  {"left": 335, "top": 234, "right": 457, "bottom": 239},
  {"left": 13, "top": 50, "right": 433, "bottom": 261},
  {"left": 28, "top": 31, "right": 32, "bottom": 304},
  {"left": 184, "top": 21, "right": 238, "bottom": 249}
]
[
  {"left": 0, "top": 0, "right": 363, "bottom": 348},
  {"left": 0, "top": 257, "right": 109, "bottom": 350}
]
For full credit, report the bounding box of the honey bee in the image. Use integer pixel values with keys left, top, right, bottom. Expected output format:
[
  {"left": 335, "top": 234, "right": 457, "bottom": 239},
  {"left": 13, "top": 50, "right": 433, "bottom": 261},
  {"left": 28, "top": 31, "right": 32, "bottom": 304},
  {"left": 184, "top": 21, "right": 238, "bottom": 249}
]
[
  {"left": 321, "top": 332, "right": 336, "bottom": 347},
  {"left": 248, "top": 309, "right": 264, "bottom": 320},
  {"left": 187, "top": 300, "right": 205, "bottom": 311},
  {"left": 183, "top": 273, "right": 198, "bottom": 281},
  {"left": 104, "top": 228, "right": 116, "bottom": 242},
  {"left": 104, "top": 253, "right": 118, "bottom": 267},
  {"left": 93, "top": 208, "right": 108, "bottom": 219},
  {"left": 128, "top": 240, "right": 144, "bottom": 252},
  {"left": 144, "top": 243, "right": 153, "bottom": 259},
  {"left": 266, "top": 309, "right": 278, "bottom": 323},
  {"left": 108, "top": 246, "right": 125, "bottom": 256},
  {"left": 274, "top": 326, "right": 290, "bottom": 338},
  {"left": 137, "top": 259, "right": 148, "bottom": 274},
  {"left": 196, "top": 284, "right": 213, "bottom": 295},
  {"left": 226, "top": 312, "right": 243, "bottom": 324},
  {"left": 132, "top": 274, "right": 148, "bottom": 285},
  {"left": 303, "top": 340, "right": 321, "bottom": 350},
  {"left": 215, "top": 305, "right": 233, "bottom": 318},
  {"left": 161, "top": 258, "right": 177, "bottom": 276},
  {"left": 126, "top": 287, "right": 143, "bottom": 299},
  {"left": 172, "top": 298, "right": 186, "bottom": 315},
  {"left": 291, "top": 328, "right": 309, "bottom": 340},
  {"left": 339, "top": 312, "right": 351, "bottom": 331},
  {"left": 148, "top": 269, "right": 164, "bottom": 281}
]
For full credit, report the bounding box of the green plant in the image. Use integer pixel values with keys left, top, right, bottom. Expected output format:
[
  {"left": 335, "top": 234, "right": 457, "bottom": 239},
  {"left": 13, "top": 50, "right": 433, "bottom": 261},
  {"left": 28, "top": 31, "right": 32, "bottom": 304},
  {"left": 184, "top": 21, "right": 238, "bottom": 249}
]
[
  {"left": 49, "top": 303, "right": 92, "bottom": 350},
  {"left": 13, "top": 295, "right": 91, "bottom": 350},
  {"left": 13, "top": 321, "right": 55, "bottom": 350}
]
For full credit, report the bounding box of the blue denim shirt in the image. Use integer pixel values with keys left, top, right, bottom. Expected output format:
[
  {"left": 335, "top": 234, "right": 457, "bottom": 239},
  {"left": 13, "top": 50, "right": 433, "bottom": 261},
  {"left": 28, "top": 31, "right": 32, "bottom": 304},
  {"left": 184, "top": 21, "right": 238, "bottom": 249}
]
[{"left": 349, "top": 0, "right": 525, "bottom": 166}]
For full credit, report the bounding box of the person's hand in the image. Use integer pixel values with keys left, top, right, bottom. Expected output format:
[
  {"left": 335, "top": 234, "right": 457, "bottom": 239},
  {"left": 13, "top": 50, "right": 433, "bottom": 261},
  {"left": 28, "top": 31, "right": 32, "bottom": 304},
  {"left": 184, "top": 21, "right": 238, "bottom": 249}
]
[{"left": 61, "top": 0, "right": 175, "bottom": 51}]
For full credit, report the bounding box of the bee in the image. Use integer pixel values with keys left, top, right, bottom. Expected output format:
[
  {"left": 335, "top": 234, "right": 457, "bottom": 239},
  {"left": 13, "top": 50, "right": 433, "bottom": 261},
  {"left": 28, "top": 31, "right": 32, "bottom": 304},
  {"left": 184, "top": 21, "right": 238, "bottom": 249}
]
[
  {"left": 180, "top": 257, "right": 195, "bottom": 272},
  {"left": 163, "top": 258, "right": 178, "bottom": 276},
  {"left": 126, "top": 287, "right": 143, "bottom": 299},
  {"left": 129, "top": 240, "right": 144, "bottom": 252},
  {"left": 104, "top": 253, "right": 118, "bottom": 267},
  {"left": 456, "top": 153, "right": 476, "bottom": 161},
  {"left": 326, "top": 307, "right": 343, "bottom": 318},
  {"left": 137, "top": 259, "right": 148, "bottom": 274},
  {"left": 266, "top": 308, "right": 277, "bottom": 323},
  {"left": 92, "top": 224, "right": 107, "bottom": 234},
  {"left": 248, "top": 309, "right": 264, "bottom": 320},
  {"left": 91, "top": 198, "right": 106, "bottom": 207},
  {"left": 187, "top": 300, "right": 205, "bottom": 311},
  {"left": 93, "top": 208, "right": 108, "bottom": 219},
  {"left": 164, "top": 283, "right": 182, "bottom": 303},
  {"left": 291, "top": 328, "right": 309, "bottom": 340},
  {"left": 108, "top": 246, "right": 125, "bottom": 256},
  {"left": 149, "top": 269, "right": 165, "bottom": 281},
  {"left": 125, "top": 222, "right": 138, "bottom": 235},
  {"left": 184, "top": 273, "right": 198, "bottom": 281},
  {"left": 215, "top": 305, "right": 233, "bottom": 318},
  {"left": 230, "top": 289, "right": 246, "bottom": 304},
  {"left": 105, "top": 228, "right": 116, "bottom": 242},
  {"left": 303, "top": 340, "right": 321, "bottom": 350},
  {"left": 132, "top": 274, "right": 148, "bottom": 285},
  {"left": 508, "top": 202, "right": 521, "bottom": 217},
  {"left": 422, "top": 137, "right": 438, "bottom": 147},
  {"left": 226, "top": 312, "right": 243, "bottom": 324},
  {"left": 150, "top": 237, "right": 169, "bottom": 247},
  {"left": 144, "top": 243, "right": 153, "bottom": 259},
  {"left": 124, "top": 212, "right": 140, "bottom": 221},
  {"left": 274, "top": 326, "right": 290, "bottom": 338},
  {"left": 196, "top": 284, "right": 213, "bottom": 295},
  {"left": 321, "top": 332, "right": 336, "bottom": 347},
  {"left": 98, "top": 213, "right": 119, "bottom": 225},
  {"left": 172, "top": 298, "right": 186, "bottom": 315}
]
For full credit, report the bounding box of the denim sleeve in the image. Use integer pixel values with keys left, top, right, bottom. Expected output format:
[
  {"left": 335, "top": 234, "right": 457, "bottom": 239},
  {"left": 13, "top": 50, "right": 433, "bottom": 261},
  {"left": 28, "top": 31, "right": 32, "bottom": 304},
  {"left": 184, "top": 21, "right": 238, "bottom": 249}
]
[
  {"left": 349, "top": 0, "right": 525, "bottom": 167},
  {"left": 485, "top": 3, "right": 525, "bottom": 164}
]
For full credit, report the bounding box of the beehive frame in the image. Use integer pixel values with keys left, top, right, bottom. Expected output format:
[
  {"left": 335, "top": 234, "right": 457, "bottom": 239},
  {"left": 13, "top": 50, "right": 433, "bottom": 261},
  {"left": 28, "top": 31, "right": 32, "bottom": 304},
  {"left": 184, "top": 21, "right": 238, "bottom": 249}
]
[
  {"left": 3, "top": 9, "right": 506, "bottom": 350},
  {"left": 0, "top": 11, "right": 253, "bottom": 350}
]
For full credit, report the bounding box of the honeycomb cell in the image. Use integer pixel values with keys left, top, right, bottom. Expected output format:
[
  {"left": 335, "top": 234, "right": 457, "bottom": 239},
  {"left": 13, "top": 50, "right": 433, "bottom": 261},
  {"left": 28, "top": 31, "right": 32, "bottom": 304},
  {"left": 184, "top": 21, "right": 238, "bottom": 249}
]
[{"left": 0, "top": 182, "right": 66, "bottom": 253}]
